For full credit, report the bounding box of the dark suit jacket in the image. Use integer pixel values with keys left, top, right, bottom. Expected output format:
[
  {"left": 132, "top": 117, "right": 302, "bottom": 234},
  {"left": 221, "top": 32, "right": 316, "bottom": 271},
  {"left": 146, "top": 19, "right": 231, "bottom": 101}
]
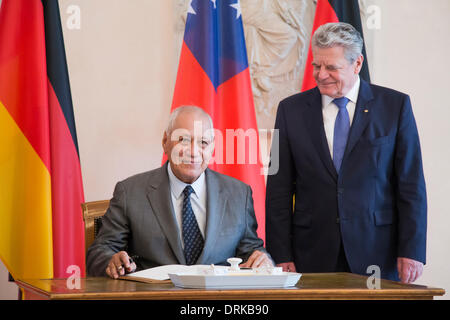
[
  {"left": 87, "top": 163, "right": 266, "bottom": 276},
  {"left": 266, "top": 79, "right": 427, "bottom": 280}
]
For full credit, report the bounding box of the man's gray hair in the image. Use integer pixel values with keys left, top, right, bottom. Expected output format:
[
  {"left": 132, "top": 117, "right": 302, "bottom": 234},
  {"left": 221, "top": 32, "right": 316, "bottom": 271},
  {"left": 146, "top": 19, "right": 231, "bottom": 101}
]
[
  {"left": 312, "top": 22, "right": 363, "bottom": 63},
  {"left": 165, "top": 105, "right": 214, "bottom": 135}
]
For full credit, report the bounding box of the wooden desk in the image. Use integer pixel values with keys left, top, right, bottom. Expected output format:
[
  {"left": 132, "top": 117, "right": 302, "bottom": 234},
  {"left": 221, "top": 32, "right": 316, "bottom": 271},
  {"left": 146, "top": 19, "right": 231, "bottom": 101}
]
[{"left": 16, "top": 272, "right": 444, "bottom": 300}]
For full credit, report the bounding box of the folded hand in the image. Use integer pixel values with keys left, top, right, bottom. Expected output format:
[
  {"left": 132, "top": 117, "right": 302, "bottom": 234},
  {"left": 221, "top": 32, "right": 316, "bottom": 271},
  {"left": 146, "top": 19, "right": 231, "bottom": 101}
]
[
  {"left": 397, "top": 257, "right": 423, "bottom": 283},
  {"left": 240, "top": 250, "right": 274, "bottom": 268}
]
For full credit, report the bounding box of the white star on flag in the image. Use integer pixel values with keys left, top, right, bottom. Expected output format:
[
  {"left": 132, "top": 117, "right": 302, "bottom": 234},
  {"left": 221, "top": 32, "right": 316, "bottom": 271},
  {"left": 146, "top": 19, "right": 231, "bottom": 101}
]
[
  {"left": 230, "top": 0, "right": 242, "bottom": 19},
  {"left": 210, "top": 0, "right": 217, "bottom": 9},
  {"left": 188, "top": 0, "right": 196, "bottom": 15}
]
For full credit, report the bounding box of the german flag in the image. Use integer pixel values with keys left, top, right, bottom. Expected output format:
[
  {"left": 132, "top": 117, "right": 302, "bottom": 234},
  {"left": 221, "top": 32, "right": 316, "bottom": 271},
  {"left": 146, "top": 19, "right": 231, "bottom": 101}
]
[
  {"left": 301, "top": 0, "right": 370, "bottom": 91},
  {"left": 0, "top": 0, "right": 85, "bottom": 279}
]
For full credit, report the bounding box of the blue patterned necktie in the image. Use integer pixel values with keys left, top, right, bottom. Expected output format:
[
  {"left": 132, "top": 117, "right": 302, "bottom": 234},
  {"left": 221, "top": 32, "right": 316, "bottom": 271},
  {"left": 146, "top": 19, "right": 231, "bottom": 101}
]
[
  {"left": 182, "top": 185, "right": 204, "bottom": 265},
  {"left": 333, "top": 97, "right": 350, "bottom": 173}
]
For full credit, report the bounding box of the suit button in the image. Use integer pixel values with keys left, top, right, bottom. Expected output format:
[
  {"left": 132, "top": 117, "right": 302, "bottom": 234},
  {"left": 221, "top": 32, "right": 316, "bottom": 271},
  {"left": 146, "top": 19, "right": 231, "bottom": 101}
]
[
  {"left": 336, "top": 217, "right": 340, "bottom": 224},
  {"left": 337, "top": 188, "right": 344, "bottom": 195}
]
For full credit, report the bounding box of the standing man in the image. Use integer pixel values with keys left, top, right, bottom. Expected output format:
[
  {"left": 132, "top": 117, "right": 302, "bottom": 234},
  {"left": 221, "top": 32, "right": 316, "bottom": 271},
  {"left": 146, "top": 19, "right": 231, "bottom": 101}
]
[
  {"left": 266, "top": 22, "right": 427, "bottom": 282},
  {"left": 87, "top": 106, "right": 272, "bottom": 278}
]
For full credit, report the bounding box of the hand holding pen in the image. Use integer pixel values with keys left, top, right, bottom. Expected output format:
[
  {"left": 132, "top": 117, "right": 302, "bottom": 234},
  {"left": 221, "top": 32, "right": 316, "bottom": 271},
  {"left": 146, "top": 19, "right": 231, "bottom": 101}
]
[{"left": 106, "top": 251, "right": 137, "bottom": 279}]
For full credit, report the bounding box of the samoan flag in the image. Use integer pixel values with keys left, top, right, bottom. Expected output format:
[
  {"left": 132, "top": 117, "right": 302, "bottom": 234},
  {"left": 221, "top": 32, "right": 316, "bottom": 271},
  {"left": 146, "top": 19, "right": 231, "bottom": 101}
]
[{"left": 170, "top": 0, "right": 266, "bottom": 239}]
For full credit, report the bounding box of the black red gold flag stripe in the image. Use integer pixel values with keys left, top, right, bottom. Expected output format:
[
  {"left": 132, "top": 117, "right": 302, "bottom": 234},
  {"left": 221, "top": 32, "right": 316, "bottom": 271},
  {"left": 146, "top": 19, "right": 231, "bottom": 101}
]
[
  {"left": 0, "top": 0, "right": 85, "bottom": 279},
  {"left": 302, "top": 0, "right": 370, "bottom": 91}
]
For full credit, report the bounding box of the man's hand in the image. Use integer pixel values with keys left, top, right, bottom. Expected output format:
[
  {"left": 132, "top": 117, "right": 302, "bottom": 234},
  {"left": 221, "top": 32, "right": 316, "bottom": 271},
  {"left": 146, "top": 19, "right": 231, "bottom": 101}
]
[
  {"left": 276, "top": 262, "right": 297, "bottom": 273},
  {"left": 240, "top": 250, "right": 274, "bottom": 268},
  {"left": 397, "top": 257, "right": 423, "bottom": 283},
  {"left": 106, "top": 251, "right": 137, "bottom": 279}
]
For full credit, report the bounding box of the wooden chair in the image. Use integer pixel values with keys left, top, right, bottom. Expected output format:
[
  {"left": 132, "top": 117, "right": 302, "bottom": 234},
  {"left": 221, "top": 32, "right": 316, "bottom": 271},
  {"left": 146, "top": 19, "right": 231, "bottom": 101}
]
[{"left": 81, "top": 200, "right": 110, "bottom": 253}]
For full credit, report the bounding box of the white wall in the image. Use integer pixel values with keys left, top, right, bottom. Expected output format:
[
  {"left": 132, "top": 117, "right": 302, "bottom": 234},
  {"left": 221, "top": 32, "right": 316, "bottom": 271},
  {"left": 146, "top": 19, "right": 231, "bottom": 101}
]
[
  {"left": 1, "top": 0, "right": 449, "bottom": 299},
  {"left": 63, "top": 0, "right": 177, "bottom": 201},
  {"left": 361, "top": 0, "right": 450, "bottom": 299}
]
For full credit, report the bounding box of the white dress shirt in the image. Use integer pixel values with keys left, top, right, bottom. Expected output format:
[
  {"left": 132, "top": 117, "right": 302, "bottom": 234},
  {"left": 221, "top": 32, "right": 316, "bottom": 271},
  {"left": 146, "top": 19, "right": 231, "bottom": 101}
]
[
  {"left": 321, "top": 76, "right": 360, "bottom": 159},
  {"left": 167, "top": 163, "right": 207, "bottom": 243}
]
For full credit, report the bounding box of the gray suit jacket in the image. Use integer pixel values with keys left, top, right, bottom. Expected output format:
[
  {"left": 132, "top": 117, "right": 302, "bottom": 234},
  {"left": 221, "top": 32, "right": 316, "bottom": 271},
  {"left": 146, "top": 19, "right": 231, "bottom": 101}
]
[{"left": 86, "top": 163, "right": 266, "bottom": 276}]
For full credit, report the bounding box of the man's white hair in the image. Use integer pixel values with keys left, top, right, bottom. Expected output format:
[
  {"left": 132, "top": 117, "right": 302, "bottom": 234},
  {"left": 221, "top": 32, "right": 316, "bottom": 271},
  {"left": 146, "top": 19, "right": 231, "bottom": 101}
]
[
  {"left": 312, "top": 22, "right": 363, "bottom": 63},
  {"left": 165, "top": 105, "right": 214, "bottom": 135}
]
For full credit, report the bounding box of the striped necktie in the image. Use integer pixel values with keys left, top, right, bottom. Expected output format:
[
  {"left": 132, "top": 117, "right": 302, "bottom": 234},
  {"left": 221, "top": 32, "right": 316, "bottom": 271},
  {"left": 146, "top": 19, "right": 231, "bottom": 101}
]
[{"left": 182, "top": 185, "right": 204, "bottom": 265}]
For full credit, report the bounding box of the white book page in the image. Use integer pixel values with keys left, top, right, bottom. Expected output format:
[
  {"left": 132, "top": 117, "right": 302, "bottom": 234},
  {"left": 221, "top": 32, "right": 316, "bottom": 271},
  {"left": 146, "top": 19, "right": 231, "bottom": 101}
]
[{"left": 124, "top": 264, "right": 211, "bottom": 281}]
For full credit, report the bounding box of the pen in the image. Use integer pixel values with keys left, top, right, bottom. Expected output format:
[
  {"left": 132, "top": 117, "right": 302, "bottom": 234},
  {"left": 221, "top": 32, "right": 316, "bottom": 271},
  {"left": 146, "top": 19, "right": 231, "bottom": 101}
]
[{"left": 117, "top": 257, "right": 134, "bottom": 271}]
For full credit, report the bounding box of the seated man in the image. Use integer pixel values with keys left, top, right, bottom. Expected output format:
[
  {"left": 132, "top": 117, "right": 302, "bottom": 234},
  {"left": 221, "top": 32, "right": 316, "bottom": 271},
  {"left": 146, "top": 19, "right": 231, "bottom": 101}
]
[{"left": 87, "top": 106, "right": 272, "bottom": 278}]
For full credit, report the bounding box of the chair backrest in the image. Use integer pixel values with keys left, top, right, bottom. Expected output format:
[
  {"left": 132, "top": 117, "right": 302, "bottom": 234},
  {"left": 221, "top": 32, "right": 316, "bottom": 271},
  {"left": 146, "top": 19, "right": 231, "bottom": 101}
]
[{"left": 81, "top": 200, "right": 110, "bottom": 253}]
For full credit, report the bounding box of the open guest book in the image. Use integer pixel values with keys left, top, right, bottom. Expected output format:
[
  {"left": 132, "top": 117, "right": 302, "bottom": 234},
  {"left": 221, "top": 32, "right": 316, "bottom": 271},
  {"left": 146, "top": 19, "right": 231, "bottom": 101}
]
[
  {"left": 119, "top": 264, "right": 206, "bottom": 284},
  {"left": 119, "top": 258, "right": 302, "bottom": 289}
]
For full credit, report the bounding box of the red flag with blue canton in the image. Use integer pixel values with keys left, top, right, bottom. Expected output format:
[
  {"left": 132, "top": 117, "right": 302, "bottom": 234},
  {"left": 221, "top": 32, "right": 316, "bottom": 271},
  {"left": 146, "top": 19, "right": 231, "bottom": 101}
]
[{"left": 170, "top": 0, "right": 266, "bottom": 240}]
